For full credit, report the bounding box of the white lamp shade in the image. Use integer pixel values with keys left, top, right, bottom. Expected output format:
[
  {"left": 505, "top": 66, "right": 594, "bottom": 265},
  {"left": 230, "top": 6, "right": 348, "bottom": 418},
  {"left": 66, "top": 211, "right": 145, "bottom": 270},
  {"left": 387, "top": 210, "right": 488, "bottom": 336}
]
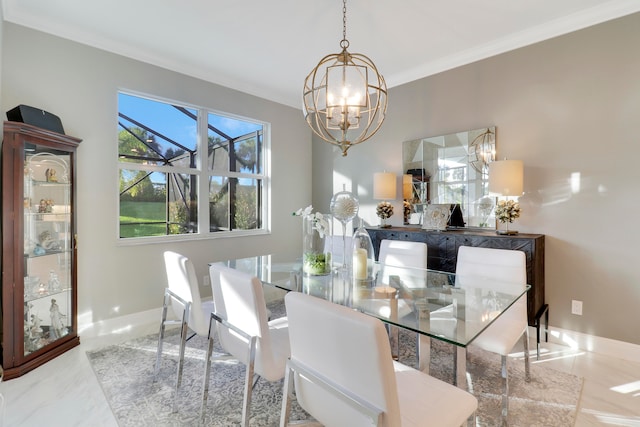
[
  {"left": 489, "top": 160, "right": 523, "bottom": 196},
  {"left": 402, "top": 174, "right": 412, "bottom": 199},
  {"left": 373, "top": 172, "right": 397, "bottom": 200}
]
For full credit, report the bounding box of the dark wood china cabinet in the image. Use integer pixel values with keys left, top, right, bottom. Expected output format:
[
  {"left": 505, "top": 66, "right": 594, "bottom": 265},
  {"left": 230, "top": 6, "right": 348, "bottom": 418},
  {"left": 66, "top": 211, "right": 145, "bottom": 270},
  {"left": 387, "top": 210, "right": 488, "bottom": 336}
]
[{"left": 1, "top": 121, "right": 81, "bottom": 379}]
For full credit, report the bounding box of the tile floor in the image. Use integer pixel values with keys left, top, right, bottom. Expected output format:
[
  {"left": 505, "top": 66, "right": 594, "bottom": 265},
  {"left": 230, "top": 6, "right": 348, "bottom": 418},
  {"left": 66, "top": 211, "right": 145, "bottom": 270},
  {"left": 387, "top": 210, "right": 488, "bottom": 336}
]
[{"left": 1, "top": 321, "right": 639, "bottom": 426}]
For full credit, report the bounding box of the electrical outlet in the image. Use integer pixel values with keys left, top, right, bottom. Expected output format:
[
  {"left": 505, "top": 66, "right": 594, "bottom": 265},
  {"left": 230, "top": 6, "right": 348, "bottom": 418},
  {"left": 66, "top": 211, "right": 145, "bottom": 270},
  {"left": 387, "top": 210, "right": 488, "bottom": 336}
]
[
  {"left": 202, "top": 275, "right": 211, "bottom": 289},
  {"left": 571, "top": 300, "right": 583, "bottom": 315}
]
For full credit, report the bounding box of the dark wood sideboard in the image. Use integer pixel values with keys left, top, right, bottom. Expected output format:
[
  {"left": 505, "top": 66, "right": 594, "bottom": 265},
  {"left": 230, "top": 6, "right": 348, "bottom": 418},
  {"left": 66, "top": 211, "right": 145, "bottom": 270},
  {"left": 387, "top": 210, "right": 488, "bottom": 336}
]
[{"left": 366, "top": 227, "right": 546, "bottom": 331}]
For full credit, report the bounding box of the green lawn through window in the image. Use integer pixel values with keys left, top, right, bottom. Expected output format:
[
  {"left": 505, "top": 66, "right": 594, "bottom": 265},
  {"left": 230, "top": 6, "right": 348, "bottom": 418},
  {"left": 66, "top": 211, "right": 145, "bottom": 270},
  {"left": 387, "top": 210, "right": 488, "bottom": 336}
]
[{"left": 120, "top": 201, "right": 166, "bottom": 237}]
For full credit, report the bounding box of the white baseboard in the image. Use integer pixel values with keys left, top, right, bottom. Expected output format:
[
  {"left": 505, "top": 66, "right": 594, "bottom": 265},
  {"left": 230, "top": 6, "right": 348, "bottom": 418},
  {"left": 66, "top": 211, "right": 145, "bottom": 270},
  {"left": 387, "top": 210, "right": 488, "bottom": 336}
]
[
  {"left": 78, "top": 308, "right": 161, "bottom": 340},
  {"left": 78, "top": 297, "right": 218, "bottom": 341},
  {"left": 534, "top": 325, "right": 640, "bottom": 363}
]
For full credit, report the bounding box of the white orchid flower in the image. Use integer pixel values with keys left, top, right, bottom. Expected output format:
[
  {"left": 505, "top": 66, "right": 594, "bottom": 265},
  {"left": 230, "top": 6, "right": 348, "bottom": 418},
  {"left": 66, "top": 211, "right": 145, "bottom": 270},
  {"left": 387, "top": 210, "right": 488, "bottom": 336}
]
[
  {"left": 293, "top": 205, "right": 314, "bottom": 217},
  {"left": 314, "top": 215, "right": 330, "bottom": 238},
  {"left": 293, "top": 205, "right": 330, "bottom": 237}
]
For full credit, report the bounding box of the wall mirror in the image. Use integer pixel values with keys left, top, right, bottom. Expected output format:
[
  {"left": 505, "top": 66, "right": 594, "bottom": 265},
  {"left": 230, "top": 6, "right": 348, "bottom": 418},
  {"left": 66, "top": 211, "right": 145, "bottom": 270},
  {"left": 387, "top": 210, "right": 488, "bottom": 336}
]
[{"left": 403, "top": 127, "right": 496, "bottom": 228}]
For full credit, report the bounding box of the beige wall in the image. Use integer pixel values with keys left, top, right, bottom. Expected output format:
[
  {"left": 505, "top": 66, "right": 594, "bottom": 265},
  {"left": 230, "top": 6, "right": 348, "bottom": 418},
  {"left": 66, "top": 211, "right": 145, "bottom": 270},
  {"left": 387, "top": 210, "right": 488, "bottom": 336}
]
[
  {"left": 1, "top": 23, "right": 311, "bottom": 325},
  {"left": 313, "top": 12, "right": 640, "bottom": 345}
]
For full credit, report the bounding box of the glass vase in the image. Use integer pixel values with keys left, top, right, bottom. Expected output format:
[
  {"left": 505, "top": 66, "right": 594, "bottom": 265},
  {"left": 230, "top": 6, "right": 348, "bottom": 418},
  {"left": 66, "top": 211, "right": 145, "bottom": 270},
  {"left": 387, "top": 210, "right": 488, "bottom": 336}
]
[
  {"left": 351, "top": 218, "right": 375, "bottom": 285},
  {"left": 302, "top": 214, "right": 332, "bottom": 276}
]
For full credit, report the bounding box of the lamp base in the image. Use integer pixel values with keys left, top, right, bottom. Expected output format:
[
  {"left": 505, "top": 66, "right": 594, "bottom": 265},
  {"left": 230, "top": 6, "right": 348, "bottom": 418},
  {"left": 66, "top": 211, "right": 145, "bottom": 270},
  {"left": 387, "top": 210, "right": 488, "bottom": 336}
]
[{"left": 496, "top": 230, "right": 519, "bottom": 235}]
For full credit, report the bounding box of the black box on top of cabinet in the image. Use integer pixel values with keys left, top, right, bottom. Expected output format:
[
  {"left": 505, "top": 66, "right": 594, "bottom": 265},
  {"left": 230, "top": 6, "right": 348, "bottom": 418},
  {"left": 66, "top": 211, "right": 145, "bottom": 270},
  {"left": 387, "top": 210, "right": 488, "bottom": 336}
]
[{"left": 6, "top": 105, "right": 65, "bottom": 135}]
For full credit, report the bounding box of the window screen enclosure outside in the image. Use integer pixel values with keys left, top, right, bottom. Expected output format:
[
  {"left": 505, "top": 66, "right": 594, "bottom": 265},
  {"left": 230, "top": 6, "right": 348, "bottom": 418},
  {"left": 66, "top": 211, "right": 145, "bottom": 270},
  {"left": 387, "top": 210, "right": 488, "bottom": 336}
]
[{"left": 118, "top": 92, "right": 267, "bottom": 239}]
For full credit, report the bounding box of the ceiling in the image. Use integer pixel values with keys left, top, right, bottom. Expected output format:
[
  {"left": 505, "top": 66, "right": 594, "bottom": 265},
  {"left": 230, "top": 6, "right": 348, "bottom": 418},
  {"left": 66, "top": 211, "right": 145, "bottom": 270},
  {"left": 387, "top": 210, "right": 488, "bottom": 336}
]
[{"left": 3, "top": 0, "right": 639, "bottom": 108}]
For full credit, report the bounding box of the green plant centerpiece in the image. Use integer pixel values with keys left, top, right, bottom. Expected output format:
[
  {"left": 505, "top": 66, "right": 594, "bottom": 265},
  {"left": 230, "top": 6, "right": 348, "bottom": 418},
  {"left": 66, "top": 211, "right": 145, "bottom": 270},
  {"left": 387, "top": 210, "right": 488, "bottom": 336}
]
[{"left": 293, "top": 206, "right": 332, "bottom": 275}]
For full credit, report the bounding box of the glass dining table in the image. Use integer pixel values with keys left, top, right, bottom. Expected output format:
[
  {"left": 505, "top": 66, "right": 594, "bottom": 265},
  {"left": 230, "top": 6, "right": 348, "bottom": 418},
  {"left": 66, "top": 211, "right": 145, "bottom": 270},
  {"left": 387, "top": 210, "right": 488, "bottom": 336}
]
[{"left": 215, "top": 254, "right": 529, "bottom": 389}]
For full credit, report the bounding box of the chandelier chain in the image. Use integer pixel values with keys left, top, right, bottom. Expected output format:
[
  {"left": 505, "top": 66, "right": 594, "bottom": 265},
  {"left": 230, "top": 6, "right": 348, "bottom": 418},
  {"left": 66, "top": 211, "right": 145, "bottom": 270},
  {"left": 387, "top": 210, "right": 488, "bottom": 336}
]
[{"left": 340, "top": 0, "right": 349, "bottom": 49}]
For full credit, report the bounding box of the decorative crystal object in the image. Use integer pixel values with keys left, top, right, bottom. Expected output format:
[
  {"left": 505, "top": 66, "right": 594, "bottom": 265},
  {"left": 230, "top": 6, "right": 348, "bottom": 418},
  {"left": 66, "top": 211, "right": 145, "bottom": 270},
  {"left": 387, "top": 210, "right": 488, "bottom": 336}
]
[{"left": 330, "top": 185, "right": 359, "bottom": 269}]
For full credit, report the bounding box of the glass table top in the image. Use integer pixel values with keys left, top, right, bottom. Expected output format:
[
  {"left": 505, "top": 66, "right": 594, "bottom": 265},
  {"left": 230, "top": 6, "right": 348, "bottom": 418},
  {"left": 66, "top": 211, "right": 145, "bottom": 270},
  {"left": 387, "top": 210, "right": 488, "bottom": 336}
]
[{"left": 216, "top": 254, "right": 529, "bottom": 348}]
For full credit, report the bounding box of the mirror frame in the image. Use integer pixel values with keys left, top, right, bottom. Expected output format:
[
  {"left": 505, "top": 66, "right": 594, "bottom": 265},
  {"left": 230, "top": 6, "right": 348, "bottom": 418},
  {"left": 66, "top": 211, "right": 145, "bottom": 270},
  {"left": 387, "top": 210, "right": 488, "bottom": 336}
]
[{"left": 402, "top": 127, "right": 496, "bottom": 229}]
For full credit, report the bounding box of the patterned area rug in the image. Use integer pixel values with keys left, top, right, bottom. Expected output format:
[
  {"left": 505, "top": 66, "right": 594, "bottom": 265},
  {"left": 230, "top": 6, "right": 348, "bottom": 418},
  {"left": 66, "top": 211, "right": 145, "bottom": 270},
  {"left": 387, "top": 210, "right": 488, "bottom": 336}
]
[{"left": 87, "top": 304, "right": 582, "bottom": 426}]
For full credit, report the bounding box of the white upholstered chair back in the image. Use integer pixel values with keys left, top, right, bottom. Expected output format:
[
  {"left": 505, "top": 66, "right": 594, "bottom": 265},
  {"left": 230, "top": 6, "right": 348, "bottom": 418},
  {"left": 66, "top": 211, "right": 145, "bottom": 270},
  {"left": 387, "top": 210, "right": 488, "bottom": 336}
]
[
  {"left": 209, "top": 263, "right": 289, "bottom": 382},
  {"left": 455, "top": 245, "right": 528, "bottom": 344},
  {"left": 284, "top": 291, "right": 401, "bottom": 427},
  {"left": 455, "top": 245, "right": 526, "bottom": 286},
  {"left": 378, "top": 239, "right": 427, "bottom": 289},
  {"left": 164, "top": 250, "right": 210, "bottom": 336}
]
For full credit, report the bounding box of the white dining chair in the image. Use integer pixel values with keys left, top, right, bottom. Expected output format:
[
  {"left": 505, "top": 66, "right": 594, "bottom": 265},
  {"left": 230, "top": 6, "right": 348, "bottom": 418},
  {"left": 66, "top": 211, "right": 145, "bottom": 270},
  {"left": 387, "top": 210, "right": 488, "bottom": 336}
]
[
  {"left": 155, "top": 250, "right": 214, "bottom": 412},
  {"left": 281, "top": 292, "right": 478, "bottom": 427},
  {"left": 378, "top": 239, "right": 428, "bottom": 358},
  {"left": 378, "top": 239, "right": 428, "bottom": 289},
  {"left": 203, "top": 263, "right": 290, "bottom": 427},
  {"left": 455, "top": 245, "right": 531, "bottom": 421}
]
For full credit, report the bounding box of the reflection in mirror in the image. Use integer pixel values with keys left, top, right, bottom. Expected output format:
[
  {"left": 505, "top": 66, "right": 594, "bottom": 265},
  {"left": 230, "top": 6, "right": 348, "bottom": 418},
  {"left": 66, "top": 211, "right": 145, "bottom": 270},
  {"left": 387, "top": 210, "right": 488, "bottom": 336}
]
[{"left": 403, "top": 127, "right": 496, "bottom": 228}]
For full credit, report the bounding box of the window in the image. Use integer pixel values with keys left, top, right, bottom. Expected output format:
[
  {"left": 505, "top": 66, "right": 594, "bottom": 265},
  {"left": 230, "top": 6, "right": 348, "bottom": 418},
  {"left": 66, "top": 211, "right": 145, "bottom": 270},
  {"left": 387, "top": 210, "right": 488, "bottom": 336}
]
[{"left": 118, "top": 92, "right": 268, "bottom": 240}]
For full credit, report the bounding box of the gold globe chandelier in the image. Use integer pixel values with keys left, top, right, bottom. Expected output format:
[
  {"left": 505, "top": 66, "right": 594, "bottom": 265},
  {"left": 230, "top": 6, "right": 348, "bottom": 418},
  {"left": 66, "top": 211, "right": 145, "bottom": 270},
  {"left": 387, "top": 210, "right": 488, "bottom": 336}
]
[{"left": 302, "top": 0, "right": 388, "bottom": 157}]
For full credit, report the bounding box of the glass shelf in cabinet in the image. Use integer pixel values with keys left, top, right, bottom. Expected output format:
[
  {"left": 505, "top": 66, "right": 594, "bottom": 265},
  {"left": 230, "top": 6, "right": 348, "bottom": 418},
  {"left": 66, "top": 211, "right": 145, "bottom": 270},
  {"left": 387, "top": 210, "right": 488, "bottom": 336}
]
[
  {"left": 25, "top": 248, "right": 71, "bottom": 258},
  {"left": 24, "top": 287, "right": 71, "bottom": 304},
  {"left": 25, "top": 212, "right": 71, "bottom": 221},
  {"left": 30, "top": 180, "right": 71, "bottom": 187}
]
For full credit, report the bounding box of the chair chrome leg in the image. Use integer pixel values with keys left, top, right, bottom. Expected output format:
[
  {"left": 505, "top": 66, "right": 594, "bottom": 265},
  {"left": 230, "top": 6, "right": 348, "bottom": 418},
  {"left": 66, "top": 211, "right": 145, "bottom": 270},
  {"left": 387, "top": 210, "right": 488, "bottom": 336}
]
[
  {"left": 501, "top": 355, "right": 509, "bottom": 423},
  {"left": 200, "top": 318, "right": 216, "bottom": 425},
  {"left": 155, "top": 291, "right": 170, "bottom": 377},
  {"left": 241, "top": 336, "right": 258, "bottom": 427},
  {"left": 280, "top": 363, "right": 294, "bottom": 427},
  {"left": 173, "top": 304, "right": 191, "bottom": 413},
  {"left": 523, "top": 328, "right": 531, "bottom": 382}
]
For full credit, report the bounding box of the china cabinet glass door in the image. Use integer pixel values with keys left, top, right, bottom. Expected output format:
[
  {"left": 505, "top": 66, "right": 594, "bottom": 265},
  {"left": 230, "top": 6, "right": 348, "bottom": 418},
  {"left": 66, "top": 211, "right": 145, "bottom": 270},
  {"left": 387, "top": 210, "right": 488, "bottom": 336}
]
[{"left": 23, "top": 149, "right": 73, "bottom": 356}]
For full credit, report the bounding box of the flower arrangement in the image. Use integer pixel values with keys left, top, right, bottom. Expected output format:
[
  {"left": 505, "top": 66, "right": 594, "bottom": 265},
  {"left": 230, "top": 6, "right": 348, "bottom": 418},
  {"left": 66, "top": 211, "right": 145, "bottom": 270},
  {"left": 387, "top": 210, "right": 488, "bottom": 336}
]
[
  {"left": 292, "top": 205, "right": 330, "bottom": 237},
  {"left": 376, "top": 201, "right": 394, "bottom": 219},
  {"left": 293, "top": 205, "right": 331, "bottom": 275},
  {"left": 494, "top": 199, "right": 521, "bottom": 223}
]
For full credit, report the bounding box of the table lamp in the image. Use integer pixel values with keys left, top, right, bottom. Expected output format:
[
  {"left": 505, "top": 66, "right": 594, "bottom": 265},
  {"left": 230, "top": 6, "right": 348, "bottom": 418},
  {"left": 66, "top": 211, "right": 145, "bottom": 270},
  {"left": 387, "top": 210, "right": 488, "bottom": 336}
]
[
  {"left": 373, "top": 172, "right": 396, "bottom": 228},
  {"left": 489, "top": 159, "right": 523, "bottom": 235}
]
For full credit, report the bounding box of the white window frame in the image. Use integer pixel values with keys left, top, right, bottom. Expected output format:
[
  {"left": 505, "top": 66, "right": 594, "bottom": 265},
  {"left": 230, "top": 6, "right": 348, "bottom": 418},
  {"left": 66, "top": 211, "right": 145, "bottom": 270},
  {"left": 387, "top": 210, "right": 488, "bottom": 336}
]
[{"left": 117, "top": 90, "right": 271, "bottom": 246}]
